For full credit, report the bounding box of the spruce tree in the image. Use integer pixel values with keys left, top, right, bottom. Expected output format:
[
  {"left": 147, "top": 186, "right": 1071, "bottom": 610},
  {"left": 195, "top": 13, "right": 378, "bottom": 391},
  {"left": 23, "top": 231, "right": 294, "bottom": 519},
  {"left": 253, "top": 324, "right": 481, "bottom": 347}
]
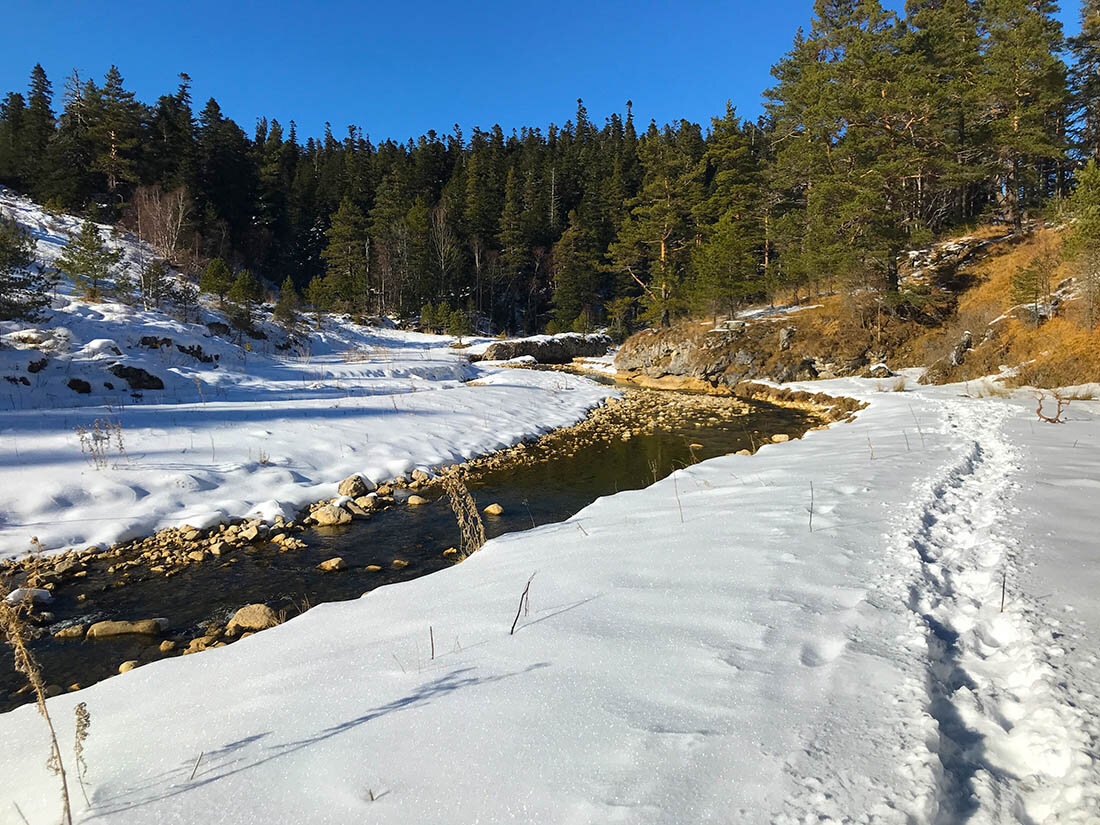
[
  {"left": 273, "top": 276, "right": 300, "bottom": 328},
  {"left": 322, "top": 197, "right": 369, "bottom": 311},
  {"left": 55, "top": 219, "right": 122, "bottom": 301},
  {"left": 138, "top": 259, "right": 172, "bottom": 309},
  {"left": 227, "top": 269, "right": 263, "bottom": 330},
  {"left": 199, "top": 257, "right": 233, "bottom": 305},
  {"left": 0, "top": 217, "right": 46, "bottom": 320}
]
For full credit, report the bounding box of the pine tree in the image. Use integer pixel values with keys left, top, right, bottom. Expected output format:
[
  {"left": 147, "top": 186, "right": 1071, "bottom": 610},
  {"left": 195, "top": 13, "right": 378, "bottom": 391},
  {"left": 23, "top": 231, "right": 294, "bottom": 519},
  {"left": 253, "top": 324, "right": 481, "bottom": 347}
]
[
  {"left": 551, "top": 210, "right": 601, "bottom": 326},
  {"left": 1070, "top": 0, "right": 1100, "bottom": 160},
  {"left": 322, "top": 196, "right": 369, "bottom": 311},
  {"left": 306, "top": 275, "right": 328, "bottom": 326},
  {"left": 199, "top": 257, "right": 233, "bottom": 305},
  {"left": 1065, "top": 159, "right": 1100, "bottom": 324},
  {"left": 227, "top": 269, "right": 263, "bottom": 330},
  {"left": 89, "top": 66, "right": 142, "bottom": 199},
  {"left": 608, "top": 127, "right": 699, "bottom": 327},
  {"left": 21, "top": 64, "right": 54, "bottom": 188},
  {"left": 0, "top": 217, "right": 46, "bottom": 320},
  {"left": 273, "top": 276, "right": 300, "bottom": 328},
  {"left": 138, "top": 259, "right": 172, "bottom": 309},
  {"left": 981, "top": 0, "right": 1068, "bottom": 223},
  {"left": 55, "top": 219, "right": 122, "bottom": 301}
]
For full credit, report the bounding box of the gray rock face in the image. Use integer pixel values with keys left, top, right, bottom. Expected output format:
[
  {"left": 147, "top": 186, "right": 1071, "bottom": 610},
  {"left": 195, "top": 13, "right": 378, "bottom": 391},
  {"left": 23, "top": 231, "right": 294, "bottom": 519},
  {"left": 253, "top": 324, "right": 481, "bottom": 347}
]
[
  {"left": 950, "top": 330, "right": 973, "bottom": 367},
  {"left": 779, "top": 326, "right": 796, "bottom": 351},
  {"left": 480, "top": 333, "right": 612, "bottom": 364}
]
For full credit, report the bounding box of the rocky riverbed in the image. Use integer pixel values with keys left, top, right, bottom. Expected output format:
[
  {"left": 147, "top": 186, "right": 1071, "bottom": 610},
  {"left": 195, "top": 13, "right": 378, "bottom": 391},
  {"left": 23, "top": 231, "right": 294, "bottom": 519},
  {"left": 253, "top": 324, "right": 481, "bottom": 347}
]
[{"left": 1, "top": 378, "right": 846, "bottom": 709}]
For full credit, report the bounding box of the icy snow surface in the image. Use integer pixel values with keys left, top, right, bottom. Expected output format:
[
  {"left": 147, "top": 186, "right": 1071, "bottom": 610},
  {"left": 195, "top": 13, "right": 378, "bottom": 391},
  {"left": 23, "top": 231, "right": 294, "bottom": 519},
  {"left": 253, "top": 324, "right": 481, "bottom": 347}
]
[{"left": 1, "top": 374, "right": 1097, "bottom": 824}]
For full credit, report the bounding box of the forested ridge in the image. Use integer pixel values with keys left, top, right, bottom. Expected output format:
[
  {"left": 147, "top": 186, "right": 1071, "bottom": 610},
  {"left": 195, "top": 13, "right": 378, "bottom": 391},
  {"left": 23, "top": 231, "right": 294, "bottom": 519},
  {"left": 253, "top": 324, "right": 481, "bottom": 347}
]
[{"left": 2, "top": 0, "right": 1098, "bottom": 336}]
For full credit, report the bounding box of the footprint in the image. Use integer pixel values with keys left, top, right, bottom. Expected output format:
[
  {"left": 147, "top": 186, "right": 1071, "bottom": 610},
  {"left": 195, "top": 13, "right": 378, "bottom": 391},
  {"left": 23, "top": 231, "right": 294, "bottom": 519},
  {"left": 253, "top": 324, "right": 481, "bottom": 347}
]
[{"left": 800, "top": 638, "right": 848, "bottom": 667}]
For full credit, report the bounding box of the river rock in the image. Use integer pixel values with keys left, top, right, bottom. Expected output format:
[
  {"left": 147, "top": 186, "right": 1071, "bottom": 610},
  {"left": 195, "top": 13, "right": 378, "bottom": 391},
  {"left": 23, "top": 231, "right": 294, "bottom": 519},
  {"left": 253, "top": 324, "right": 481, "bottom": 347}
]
[
  {"left": 735, "top": 449, "right": 752, "bottom": 456},
  {"left": 317, "top": 557, "right": 347, "bottom": 572},
  {"left": 239, "top": 525, "right": 261, "bottom": 542},
  {"left": 483, "top": 503, "right": 504, "bottom": 516},
  {"left": 227, "top": 603, "right": 281, "bottom": 634},
  {"left": 771, "top": 433, "right": 790, "bottom": 443},
  {"left": 187, "top": 550, "right": 205, "bottom": 562},
  {"left": 338, "top": 474, "right": 375, "bottom": 497},
  {"left": 405, "top": 495, "right": 428, "bottom": 506},
  {"left": 391, "top": 559, "right": 409, "bottom": 569},
  {"left": 87, "top": 618, "right": 167, "bottom": 638},
  {"left": 209, "top": 541, "right": 226, "bottom": 556},
  {"left": 118, "top": 660, "right": 140, "bottom": 674},
  {"left": 313, "top": 504, "right": 352, "bottom": 526},
  {"left": 411, "top": 468, "right": 431, "bottom": 483},
  {"left": 365, "top": 564, "right": 382, "bottom": 572},
  {"left": 345, "top": 501, "right": 370, "bottom": 518},
  {"left": 159, "top": 640, "right": 177, "bottom": 653},
  {"left": 53, "top": 624, "right": 86, "bottom": 640}
]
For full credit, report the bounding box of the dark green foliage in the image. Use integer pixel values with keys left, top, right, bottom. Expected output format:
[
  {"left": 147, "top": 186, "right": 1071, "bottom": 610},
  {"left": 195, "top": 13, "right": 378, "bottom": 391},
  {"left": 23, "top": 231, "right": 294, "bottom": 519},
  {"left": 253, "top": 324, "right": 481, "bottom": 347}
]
[
  {"left": 322, "top": 197, "right": 369, "bottom": 311},
  {"left": 138, "top": 259, "right": 172, "bottom": 309},
  {"left": 199, "top": 257, "right": 232, "bottom": 303},
  {"left": 54, "top": 219, "right": 122, "bottom": 301},
  {"left": 274, "top": 276, "right": 299, "bottom": 328},
  {"left": 0, "top": 1, "right": 1083, "bottom": 335},
  {"left": 227, "top": 269, "right": 262, "bottom": 329},
  {"left": 446, "top": 306, "right": 472, "bottom": 340},
  {"left": 0, "top": 217, "right": 46, "bottom": 320}
]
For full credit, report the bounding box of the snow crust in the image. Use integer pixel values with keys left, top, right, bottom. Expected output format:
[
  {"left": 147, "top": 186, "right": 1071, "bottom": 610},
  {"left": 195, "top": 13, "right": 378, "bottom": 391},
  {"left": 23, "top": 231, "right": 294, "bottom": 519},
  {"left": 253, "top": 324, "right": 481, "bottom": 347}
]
[{"left": 1, "top": 375, "right": 1097, "bottom": 824}]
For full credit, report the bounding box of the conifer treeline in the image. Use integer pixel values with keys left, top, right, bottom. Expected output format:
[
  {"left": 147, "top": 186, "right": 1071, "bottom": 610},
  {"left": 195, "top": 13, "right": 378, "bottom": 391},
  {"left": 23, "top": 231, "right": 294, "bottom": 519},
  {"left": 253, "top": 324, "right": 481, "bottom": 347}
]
[{"left": 0, "top": 0, "right": 1094, "bottom": 334}]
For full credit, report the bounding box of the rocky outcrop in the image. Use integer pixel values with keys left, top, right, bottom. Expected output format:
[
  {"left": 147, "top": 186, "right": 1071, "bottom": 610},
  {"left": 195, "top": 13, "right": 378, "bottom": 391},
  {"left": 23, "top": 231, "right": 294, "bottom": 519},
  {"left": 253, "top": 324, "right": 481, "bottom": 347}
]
[
  {"left": 108, "top": 364, "right": 164, "bottom": 390},
  {"left": 479, "top": 333, "right": 612, "bottom": 364},
  {"left": 615, "top": 321, "right": 831, "bottom": 388}
]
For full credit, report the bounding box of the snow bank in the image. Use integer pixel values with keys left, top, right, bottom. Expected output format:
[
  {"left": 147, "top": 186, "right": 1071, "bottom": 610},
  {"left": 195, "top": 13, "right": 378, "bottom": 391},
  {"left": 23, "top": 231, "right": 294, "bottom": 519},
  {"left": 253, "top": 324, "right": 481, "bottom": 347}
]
[{"left": 1, "top": 378, "right": 1096, "bottom": 823}]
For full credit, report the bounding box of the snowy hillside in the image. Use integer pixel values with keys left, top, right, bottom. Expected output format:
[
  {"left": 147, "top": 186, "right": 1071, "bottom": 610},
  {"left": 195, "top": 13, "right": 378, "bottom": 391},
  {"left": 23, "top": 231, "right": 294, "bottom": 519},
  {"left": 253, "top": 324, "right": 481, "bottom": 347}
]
[{"left": 0, "top": 189, "right": 614, "bottom": 554}]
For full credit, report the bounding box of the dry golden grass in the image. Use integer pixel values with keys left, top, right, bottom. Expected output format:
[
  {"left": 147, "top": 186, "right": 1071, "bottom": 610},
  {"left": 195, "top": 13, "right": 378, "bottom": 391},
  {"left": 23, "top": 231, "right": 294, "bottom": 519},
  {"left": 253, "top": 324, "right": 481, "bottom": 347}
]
[
  {"left": 1, "top": 554, "right": 73, "bottom": 824},
  {"left": 902, "top": 227, "right": 1100, "bottom": 387},
  {"left": 439, "top": 473, "right": 486, "bottom": 560}
]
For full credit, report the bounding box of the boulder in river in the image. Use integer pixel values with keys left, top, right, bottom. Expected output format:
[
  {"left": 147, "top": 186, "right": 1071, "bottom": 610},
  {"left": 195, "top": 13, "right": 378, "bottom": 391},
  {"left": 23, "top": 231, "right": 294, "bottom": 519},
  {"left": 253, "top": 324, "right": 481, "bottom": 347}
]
[
  {"left": 317, "top": 557, "right": 347, "bottom": 572},
  {"left": 338, "top": 474, "right": 375, "bottom": 498},
  {"left": 313, "top": 504, "right": 352, "bottom": 526},
  {"left": 227, "top": 603, "right": 281, "bottom": 634},
  {"left": 405, "top": 495, "right": 428, "bottom": 506},
  {"left": 118, "top": 660, "right": 139, "bottom": 674},
  {"left": 483, "top": 503, "right": 504, "bottom": 516},
  {"left": 87, "top": 619, "right": 167, "bottom": 638}
]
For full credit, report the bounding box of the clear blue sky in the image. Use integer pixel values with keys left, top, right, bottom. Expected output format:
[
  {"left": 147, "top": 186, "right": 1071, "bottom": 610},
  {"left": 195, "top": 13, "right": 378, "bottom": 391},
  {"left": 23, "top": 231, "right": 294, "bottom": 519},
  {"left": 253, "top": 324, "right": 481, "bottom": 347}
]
[{"left": 0, "top": 0, "right": 1084, "bottom": 143}]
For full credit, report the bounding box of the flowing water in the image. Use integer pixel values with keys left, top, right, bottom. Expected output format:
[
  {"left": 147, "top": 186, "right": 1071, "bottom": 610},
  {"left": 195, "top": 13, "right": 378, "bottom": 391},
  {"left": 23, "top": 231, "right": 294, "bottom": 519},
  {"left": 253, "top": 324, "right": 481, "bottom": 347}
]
[{"left": 1, "top": 385, "right": 815, "bottom": 711}]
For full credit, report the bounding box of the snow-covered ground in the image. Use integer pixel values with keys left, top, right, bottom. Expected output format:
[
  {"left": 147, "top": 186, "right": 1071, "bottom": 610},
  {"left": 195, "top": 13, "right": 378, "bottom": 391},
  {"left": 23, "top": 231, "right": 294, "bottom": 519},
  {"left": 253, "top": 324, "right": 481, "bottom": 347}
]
[
  {"left": 1, "top": 372, "right": 1097, "bottom": 824},
  {"left": 0, "top": 189, "right": 614, "bottom": 555}
]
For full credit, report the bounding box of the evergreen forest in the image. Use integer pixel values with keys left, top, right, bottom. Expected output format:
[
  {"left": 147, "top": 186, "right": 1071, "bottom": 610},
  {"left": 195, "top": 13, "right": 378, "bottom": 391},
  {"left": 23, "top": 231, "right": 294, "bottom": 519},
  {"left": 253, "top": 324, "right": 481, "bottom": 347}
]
[{"left": 1, "top": 0, "right": 1097, "bottom": 336}]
